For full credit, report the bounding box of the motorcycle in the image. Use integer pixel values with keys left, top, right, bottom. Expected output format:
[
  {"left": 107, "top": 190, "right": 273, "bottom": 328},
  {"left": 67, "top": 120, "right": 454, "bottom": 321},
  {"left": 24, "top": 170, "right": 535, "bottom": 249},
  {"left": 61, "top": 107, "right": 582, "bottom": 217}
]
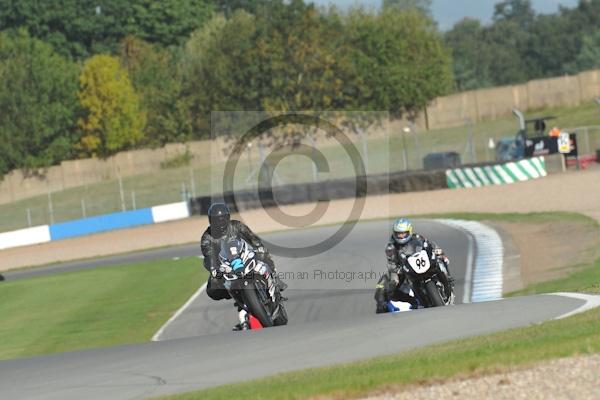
[
  {"left": 217, "top": 238, "right": 288, "bottom": 328},
  {"left": 398, "top": 240, "right": 454, "bottom": 308}
]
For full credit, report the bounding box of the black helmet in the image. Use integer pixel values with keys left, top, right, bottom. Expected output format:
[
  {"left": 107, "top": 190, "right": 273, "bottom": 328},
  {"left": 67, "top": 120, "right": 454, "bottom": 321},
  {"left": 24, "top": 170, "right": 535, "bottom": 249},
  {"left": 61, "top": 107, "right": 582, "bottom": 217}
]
[{"left": 208, "top": 203, "right": 230, "bottom": 238}]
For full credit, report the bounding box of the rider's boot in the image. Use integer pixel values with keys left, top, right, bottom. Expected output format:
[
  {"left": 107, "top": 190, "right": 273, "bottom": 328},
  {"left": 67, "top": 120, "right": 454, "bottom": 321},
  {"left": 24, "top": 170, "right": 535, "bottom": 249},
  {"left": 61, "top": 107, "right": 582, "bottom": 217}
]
[
  {"left": 376, "top": 301, "right": 389, "bottom": 314},
  {"left": 375, "top": 280, "right": 389, "bottom": 314},
  {"left": 232, "top": 309, "right": 250, "bottom": 331}
]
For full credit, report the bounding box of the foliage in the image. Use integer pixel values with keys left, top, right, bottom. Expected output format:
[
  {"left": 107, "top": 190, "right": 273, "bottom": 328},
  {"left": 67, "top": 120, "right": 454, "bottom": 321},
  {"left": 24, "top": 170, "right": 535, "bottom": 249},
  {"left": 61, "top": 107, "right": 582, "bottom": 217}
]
[
  {"left": 0, "top": 0, "right": 214, "bottom": 59},
  {"left": 77, "top": 54, "right": 146, "bottom": 157},
  {"left": 344, "top": 8, "right": 453, "bottom": 118},
  {"left": 382, "top": 0, "right": 432, "bottom": 16},
  {"left": 0, "top": 30, "right": 80, "bottom": 176},
  {"left": 120, "top": 36, "right": 191, "bottom": 146},
  {"left": 182, "top": 2, "right": 452, "bottom": 139},
  {"left": 566, "top": 31, "right": 600, "bottom": 73},
  {"left": 445, "top": 0, "right": 600, "bottom": 90}
]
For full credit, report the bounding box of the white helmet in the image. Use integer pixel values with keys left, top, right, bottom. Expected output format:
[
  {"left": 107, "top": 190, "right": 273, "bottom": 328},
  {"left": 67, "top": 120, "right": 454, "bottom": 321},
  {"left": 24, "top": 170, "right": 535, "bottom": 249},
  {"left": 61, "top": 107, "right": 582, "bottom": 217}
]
[{"left": 392, "top": 218, "right": 413, "bottom": 245}]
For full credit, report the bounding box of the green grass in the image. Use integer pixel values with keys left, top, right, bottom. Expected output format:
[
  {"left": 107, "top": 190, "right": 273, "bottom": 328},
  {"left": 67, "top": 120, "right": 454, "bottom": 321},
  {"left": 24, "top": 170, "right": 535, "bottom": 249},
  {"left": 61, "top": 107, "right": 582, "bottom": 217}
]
[
  {"left": 510, "top": 257, "right": 600, "bottom": 297},
  {"left": 2, "top": 102, "right": 599, "bottom": 233},
  {"left": 0, "top": 257, "right": 207, "bottom": 361},
  {"left": 156, "top": 211, "right": 600, "bottom": 400}
]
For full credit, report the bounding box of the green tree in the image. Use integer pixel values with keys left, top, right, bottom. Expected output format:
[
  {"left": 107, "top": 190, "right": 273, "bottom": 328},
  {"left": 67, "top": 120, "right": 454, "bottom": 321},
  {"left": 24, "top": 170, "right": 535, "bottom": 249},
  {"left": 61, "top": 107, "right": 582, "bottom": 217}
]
[
  {"left": 566, "top": 31, "right": 600, "bottom": 72},
  {"left": 345, "top": 9, "right": 453, "bottom": 118},
  {"left": 120, "top": 37, "right": 191, "bottom": 145},
  {"left": 128, "top": 0, "right": 214, "bottom": 47},
  {"left": 0, "top": 0, "right": 214, "bottom": 59},
  {"left": 445, "top": 19, "right": 493, "bottom": 90},
  {"left": 0, "top": 30, "right": 80, "bottom": 175},
  {"left": 382, "top": 0, "right": 432, "bottom": 16},
  {"left": 77, "top": 55, "right": 146, "bottom": 156},
  {"left": 493, "top": 0, "right": 535, "bottom": 29}
]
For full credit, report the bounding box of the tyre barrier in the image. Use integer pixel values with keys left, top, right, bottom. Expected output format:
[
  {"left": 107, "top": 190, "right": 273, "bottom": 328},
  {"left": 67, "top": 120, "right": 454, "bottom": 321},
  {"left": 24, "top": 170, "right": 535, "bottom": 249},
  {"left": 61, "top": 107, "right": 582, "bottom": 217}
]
[{"left": 189, "top": 170, "right": 448, "bottom": 215}]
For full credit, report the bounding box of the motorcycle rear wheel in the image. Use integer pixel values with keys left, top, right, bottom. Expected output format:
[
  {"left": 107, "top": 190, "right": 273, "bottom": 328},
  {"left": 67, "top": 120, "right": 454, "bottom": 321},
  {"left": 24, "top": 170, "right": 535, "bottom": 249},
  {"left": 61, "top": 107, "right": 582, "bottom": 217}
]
[{"left": 273, "top": 303, "right": 288, "bottom": 326}]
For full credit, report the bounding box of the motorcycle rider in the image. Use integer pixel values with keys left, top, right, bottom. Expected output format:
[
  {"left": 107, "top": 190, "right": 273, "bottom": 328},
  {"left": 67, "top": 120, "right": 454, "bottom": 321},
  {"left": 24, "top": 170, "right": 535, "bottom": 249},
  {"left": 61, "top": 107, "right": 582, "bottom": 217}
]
[
  {"left": 200, "top": 202, "right": 287, "bottom": 330},
  {"left": 375, "top": 218, "right": 454, "bottom": 314}
]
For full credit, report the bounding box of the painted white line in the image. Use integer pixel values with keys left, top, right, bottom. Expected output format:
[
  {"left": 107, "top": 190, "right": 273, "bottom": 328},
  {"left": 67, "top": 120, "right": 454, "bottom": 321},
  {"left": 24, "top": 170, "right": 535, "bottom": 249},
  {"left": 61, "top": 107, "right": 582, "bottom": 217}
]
[
  {"left": 152, "top": 281, "right": 207, "bottom": 342},
  {"left": 546, "top": 292, "right": 600, "bottom": 320}
]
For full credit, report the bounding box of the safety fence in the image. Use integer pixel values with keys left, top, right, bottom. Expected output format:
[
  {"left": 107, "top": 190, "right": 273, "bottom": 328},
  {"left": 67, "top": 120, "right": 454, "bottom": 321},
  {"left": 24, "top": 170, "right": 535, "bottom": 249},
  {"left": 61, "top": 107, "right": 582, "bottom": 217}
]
[
  {"left": 0, "top": 202, "right": 189, "bottom": 251},
  {"left": 0, "top": 156, "right": 552, "bottom": 251}
]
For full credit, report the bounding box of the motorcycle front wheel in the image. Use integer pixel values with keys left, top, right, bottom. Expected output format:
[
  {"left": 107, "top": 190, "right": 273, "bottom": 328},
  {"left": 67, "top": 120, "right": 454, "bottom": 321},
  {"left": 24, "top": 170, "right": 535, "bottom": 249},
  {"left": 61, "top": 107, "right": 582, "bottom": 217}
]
[
  {"left": 242, "top": 283, "right": 274, "bottom": 327},
  {"left": 424, "top": 280, "right": 445, "bottom": 307}
]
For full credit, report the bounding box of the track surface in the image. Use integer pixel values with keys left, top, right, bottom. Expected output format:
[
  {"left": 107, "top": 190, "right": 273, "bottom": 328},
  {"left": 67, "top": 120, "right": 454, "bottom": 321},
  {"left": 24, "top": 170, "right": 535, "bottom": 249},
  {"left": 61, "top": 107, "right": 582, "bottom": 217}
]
[{"left": 0, "top": 220, "right": 589, "bottom": 399}]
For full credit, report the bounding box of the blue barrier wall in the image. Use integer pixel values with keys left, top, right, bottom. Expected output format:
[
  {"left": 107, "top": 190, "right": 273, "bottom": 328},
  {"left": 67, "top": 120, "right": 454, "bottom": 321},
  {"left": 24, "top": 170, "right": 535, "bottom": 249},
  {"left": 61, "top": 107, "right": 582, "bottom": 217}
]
[{"left": 49, "top": 208, "right": 154, "bottom": 240}]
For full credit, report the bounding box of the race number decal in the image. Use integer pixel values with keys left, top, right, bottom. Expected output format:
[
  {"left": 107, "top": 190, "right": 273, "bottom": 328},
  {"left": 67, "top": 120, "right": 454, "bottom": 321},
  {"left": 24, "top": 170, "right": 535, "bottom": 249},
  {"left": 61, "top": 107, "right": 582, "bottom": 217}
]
[
  {"left": 558, "top": 132, "right": 571, "bottom": 154},
  {"left": 407, "top": 250, "right": 430, "bottom": 274}
]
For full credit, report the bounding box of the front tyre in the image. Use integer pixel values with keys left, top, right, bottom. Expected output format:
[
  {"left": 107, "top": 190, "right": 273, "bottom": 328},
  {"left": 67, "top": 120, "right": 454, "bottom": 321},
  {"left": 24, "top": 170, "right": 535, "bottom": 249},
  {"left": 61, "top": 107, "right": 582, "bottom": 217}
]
[
  {"left": 242, "top": 286, "right": 274, "bottom": 327},
  {"left": 425, "top": 280, "right": 445, "bottom": 307}
]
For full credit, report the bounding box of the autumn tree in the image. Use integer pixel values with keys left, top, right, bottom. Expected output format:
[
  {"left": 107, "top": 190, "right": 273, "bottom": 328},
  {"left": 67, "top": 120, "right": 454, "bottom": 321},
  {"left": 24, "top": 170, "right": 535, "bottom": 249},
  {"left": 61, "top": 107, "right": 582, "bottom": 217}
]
[{"left": 77, "top": 55, "right": 146, "bottom": 157}]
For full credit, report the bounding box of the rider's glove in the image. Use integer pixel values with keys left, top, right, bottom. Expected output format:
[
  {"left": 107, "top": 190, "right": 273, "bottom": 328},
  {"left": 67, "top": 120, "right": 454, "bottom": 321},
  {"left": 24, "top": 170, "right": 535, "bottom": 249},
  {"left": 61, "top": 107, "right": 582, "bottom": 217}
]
[
  {"left": 434, "top": 248, "right": 443, "bottom": 256},
  {"left": 257, "top": 246, "right": 266, "bottom": 254}
]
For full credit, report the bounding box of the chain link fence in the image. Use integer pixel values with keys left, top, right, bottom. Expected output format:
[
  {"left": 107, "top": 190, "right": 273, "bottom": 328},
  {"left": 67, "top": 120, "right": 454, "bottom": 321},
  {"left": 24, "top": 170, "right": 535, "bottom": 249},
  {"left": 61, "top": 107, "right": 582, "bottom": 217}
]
[{"left": 1, "top": 123, "right": 598, "bottom": 233}]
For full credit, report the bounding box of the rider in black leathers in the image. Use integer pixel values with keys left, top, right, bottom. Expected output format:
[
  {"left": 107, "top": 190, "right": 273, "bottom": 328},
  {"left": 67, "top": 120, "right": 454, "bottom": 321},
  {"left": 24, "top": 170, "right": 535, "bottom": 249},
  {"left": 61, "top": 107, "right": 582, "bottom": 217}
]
[
  {"left": 375, "top": 218, "right": 454, "bottom": 313},
  {"left": 200, "top": 203, "right": 286, "bottom": 329}
]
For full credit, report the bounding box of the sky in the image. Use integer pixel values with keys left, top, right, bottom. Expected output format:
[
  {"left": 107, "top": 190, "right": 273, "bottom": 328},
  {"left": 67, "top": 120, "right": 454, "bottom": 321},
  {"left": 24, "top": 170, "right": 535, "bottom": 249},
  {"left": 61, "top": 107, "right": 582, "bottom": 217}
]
[{"left": 311, "top": 0, "right": 580, "bottom": 30}]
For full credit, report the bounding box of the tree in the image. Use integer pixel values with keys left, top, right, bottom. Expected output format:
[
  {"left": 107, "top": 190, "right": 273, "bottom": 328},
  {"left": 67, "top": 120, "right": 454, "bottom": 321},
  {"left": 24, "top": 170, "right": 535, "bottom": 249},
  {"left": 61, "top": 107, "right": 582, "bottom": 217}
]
[
  {"left": 128, "top": 0, "right": 214, "bottom": 47},
  {"left": 0, "top": 30, "right": 80, "bottom": 175},
  {"left": 345, "top": 9, "right": 453, "bottom": 118},
  {"left": 77, "top": 55, "right": 146, "bottom": 157},
  {"left": 120, "top": 37, "right": 191, "bottom": 146},
  {"left": 493, "top": 0, "right": 535, "bottom": 29},
  {"left": 445, "top": 18, "right": 493, "bottom": 90},
  {"left": 566, "top": 31, "right": 600, "bottom": 72},
  {"left": 382, "top": 0, "right": 432, "bottom": 17},
  {"left": 0, "top": 0, "right": 214, "bottom": 59},
  {"left": 483, "top": 19, "right": 529, "bottom": 85}
]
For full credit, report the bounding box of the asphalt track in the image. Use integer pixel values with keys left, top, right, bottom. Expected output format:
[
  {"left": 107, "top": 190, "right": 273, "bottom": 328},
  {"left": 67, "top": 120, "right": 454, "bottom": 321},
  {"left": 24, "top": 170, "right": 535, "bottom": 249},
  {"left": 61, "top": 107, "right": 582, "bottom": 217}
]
[{"left": 0, "top": 220, "right": 593, "bottom": 399}]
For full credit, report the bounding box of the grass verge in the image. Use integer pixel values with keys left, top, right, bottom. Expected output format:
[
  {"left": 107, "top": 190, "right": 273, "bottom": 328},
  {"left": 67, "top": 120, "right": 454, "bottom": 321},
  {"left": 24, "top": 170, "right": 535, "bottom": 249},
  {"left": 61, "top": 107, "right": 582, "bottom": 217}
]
[{"left": 0, "top": 257, "right": 207, "bottom": 361}]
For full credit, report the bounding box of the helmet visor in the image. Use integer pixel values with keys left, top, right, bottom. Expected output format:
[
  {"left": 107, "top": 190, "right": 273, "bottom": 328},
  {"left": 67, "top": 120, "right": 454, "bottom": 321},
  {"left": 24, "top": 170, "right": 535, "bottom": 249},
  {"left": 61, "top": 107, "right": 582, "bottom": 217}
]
[{"left": 394, "top": 231, "right": 410, "bottom": 241}]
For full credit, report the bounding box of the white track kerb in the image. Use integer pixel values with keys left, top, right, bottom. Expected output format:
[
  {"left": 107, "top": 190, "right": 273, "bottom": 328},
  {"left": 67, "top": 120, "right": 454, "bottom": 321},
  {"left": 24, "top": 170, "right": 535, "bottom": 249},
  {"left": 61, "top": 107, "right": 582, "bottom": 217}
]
[{"left": 437, "top": 219, "right": 504, "bottom": 303}]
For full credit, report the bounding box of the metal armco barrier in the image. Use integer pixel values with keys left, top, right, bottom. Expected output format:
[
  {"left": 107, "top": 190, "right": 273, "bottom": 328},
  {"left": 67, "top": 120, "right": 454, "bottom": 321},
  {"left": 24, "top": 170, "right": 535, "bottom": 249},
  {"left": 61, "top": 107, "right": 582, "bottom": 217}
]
[
  {"left": 189, "top": 170, "right": 448, "bottom": 215},
  {"left": 446, "top": 157, "right": 547, "bottom": 189}
]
